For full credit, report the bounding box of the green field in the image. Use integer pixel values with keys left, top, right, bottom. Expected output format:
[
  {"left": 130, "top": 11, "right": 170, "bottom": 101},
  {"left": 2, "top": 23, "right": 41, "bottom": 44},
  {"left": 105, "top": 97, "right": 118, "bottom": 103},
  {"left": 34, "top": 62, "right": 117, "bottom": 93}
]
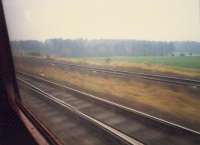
[
  {"left": 76, "top": 56, "right": 200, "bottom": 69},
  {"left": 119, "top": 56, "right": 200, "bottom": 69}
]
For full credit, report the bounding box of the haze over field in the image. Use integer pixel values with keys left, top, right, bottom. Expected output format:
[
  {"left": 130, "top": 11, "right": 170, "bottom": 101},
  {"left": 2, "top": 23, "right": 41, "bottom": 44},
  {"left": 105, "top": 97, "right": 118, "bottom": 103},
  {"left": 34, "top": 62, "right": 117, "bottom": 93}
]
[{"left": 2, "top": 0, "right": 200, "bottom": 41}]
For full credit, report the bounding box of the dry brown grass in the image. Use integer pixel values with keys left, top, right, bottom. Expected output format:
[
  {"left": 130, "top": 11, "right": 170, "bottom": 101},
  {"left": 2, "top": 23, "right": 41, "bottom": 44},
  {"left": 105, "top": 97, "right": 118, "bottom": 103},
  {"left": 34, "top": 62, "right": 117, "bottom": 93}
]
[
  {"left": 16, "top": 62, "right": 200, "bottom": 126},
  {"left": 53, "top": 57, "right": 200, "bottom": 78}
]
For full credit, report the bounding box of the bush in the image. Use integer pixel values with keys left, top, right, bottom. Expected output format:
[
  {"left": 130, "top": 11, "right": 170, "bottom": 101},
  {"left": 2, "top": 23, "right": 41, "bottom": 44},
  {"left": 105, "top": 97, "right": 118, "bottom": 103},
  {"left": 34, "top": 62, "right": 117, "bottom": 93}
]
[
  {"left": 29, "top": 52, "right": 41, "bottom": 56},
  {"left": 105, "top": 58, "right": 112, "bottom": 64}
]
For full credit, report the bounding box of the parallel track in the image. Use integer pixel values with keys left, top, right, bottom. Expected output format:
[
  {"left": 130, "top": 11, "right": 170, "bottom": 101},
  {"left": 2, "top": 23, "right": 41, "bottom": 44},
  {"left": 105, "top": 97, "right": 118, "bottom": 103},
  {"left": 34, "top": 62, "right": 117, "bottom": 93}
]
[
  {"left": 19, "top": 78, "right": 143, "bottom": 145},
  {"left": 17, "top": 72, "right": 200, "bottom": 145},
  {"left": 47, "top": 60, "right": 200, "bottom": 87}
]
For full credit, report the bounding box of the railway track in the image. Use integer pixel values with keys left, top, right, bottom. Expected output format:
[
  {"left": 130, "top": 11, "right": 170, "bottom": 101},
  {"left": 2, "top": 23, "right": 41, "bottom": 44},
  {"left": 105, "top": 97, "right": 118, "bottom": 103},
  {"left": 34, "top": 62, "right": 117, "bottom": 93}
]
[
  {"left": 16, "top": 57, "right": 200, "bottom": 87},
  {"left": 49, "top": 61, "right": 200, "bottom": 87},
  {"left": 18, "top": 78, "right": 143, "bottom": 145},
  {"left": 17, "top": 72, "right": 200, "bottom": 145}
]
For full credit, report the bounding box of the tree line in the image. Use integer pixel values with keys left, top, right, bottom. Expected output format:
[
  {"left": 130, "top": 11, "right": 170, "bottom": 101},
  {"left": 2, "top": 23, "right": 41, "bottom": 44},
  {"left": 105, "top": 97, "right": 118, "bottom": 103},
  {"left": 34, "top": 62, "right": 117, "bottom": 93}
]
[{"left": 11, "top": 38, "right": 200, "bottom": 57}]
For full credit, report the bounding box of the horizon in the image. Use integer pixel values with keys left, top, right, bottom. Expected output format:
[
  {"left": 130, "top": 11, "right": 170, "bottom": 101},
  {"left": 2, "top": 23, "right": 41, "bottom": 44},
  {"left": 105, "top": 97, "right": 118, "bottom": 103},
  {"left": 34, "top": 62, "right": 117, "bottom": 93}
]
[{"left": 10, "top": 37, "right": 200, "bottom": 43}]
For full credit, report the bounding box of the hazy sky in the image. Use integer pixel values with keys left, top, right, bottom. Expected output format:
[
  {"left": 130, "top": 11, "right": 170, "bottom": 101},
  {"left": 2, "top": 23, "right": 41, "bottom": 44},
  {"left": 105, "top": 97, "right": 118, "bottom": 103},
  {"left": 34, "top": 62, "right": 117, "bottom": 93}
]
[{"left": 2, "top": 0, "right": 200, "bottom": 41}]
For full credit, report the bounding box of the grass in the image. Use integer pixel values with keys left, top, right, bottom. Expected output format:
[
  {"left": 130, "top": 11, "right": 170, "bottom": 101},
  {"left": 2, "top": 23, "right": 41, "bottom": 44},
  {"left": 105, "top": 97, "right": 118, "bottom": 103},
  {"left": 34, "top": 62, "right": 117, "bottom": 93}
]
[
  {"left": 54, "top": 56, "right": 200, "bottom": 78},
  {"left": 127, "top": 56, "right": 200, "bottom": 69},
  {"left": 16, "top": 61, "right": 200, "bottom": 128}
]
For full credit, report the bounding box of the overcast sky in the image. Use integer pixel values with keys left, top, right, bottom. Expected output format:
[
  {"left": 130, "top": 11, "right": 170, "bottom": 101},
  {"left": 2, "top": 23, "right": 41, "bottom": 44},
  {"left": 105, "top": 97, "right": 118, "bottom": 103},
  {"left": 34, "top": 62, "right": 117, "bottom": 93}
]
[{"left": 2, "top": 0, "right": 200, "bottom": 41}]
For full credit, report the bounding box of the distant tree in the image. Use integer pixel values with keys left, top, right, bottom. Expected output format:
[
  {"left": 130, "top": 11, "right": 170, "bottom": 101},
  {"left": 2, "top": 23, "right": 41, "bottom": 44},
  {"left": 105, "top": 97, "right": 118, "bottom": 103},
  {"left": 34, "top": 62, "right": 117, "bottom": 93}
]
[
  {"left": 180, "top": 53, "right": 185, "bottom": 56},
  {"left": 29, "top": 52, "right": 41, "bottom": 57},
  {"left": 10, "top": 39, "right": 200, "bottom": 58}
]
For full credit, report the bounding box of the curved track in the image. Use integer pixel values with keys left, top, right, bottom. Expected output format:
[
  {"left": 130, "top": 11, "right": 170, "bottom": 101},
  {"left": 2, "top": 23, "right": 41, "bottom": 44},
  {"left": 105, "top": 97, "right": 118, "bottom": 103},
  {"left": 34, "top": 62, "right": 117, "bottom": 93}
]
[{"left": 17, "top": 72, "right": 200, "bottom": 145}]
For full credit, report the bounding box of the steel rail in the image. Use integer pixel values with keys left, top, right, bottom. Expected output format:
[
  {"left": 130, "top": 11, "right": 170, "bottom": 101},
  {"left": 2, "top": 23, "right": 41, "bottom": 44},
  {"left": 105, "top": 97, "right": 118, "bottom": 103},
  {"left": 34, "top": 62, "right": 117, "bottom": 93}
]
[
  {"left": 49, "top": 61, "right": 200, "bottom": 87},
  {"left": 18, "top": 77, "right": 144, "bottom": 145},
  {"left": 18, "top": 103, "right": 63, "bottom": 145},
  {"left": 17, "top": 71, "right": 200, "bottom": 136}
]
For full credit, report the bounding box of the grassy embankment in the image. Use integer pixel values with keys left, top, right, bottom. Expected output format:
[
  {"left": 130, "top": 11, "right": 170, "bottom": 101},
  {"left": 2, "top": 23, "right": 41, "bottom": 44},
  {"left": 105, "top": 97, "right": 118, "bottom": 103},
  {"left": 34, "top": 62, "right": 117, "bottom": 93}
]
[
  {"left": 54, "top": 56, "right": 200, "bottom": 78},
  {"left": 16, "top": 60, "right": 200, "bottom": 127}
]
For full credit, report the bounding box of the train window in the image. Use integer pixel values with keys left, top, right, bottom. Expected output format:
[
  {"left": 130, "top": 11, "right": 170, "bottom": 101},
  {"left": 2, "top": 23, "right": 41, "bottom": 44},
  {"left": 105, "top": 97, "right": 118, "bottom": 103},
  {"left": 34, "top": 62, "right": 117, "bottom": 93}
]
[{"left": 2, "top": 0, "right": 200, "bottom": 145}]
